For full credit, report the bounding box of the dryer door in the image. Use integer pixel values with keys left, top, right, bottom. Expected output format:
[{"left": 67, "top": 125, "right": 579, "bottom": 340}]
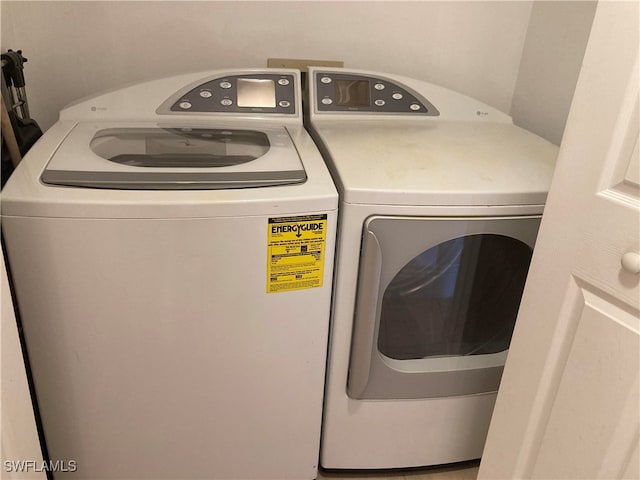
[{"left": 348, "top": 215, "right": 540, "bottom": 400}]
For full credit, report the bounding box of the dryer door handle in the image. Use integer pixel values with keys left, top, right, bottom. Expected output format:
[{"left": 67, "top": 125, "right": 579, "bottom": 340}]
[{"left": 347, "top": 230, "right": 383, "bottom": 399}]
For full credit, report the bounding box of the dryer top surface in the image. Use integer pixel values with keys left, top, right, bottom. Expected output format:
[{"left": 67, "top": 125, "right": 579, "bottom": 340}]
[{"left": 312, "top": 120, "right": 558, "bottom": 207}]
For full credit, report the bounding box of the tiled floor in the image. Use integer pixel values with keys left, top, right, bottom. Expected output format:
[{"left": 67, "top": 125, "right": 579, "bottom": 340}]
[{"left": 317, "top": 460, "right": 480, "bottom": 480}]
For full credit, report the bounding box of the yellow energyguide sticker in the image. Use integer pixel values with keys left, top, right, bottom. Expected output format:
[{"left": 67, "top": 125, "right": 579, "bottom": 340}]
[{"left": 267, "top": 214, "right": 328, "bottom": 293}]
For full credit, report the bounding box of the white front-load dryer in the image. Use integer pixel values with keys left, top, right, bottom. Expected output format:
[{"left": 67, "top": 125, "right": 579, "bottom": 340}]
[
  {"left": 306, "top": 67, "right": 559, "bottom": 469},
  {"left": 2, "top": 69, "right": 338, "bottom": 479}
]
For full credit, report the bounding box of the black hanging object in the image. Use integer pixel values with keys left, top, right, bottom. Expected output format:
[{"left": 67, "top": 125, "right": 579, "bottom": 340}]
[{"left": 1, "top": 49, "right": 43, "bottom": 186}]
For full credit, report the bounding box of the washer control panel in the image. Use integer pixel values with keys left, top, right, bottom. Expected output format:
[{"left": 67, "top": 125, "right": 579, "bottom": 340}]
[
  {"left": 167, "top": 74, "right": 296, "bottom": 114},
  {"left": 315, "top": 72, "right": 438, "bottom": 115}
]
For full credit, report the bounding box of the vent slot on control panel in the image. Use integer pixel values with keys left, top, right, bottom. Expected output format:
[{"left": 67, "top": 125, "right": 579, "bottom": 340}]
[
  {"left": 315, "top": 73, "right": 439, "bottom": 115},
  {"left": 159, "top": 74, "right": 296, "bottom": 114}
]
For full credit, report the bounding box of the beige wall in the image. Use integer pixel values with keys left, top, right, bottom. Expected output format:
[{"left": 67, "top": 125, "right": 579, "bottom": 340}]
[
  {"left": 510, "top": 1, "right": 597, "bottom": 145},
  {"left": 1, "top": 1, "right": 533, "bottom": 131}
]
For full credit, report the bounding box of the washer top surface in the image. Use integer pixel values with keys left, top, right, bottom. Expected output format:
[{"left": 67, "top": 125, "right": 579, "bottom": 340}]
[
  {"left": 2, "top": 69, "right": 338, "bottom": 219},
  {"left": 307, "top": 67, "right": 559, "bottom": 207}
]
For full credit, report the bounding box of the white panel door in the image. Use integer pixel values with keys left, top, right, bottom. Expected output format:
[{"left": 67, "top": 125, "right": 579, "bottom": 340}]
[{"left": 479, "top": 2, "right": 639, "bottom": 479}]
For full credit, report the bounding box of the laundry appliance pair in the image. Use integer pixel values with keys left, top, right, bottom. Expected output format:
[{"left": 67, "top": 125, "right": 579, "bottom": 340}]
[{"left": 1, "top": 67, "right": 557, "bottom": 479}]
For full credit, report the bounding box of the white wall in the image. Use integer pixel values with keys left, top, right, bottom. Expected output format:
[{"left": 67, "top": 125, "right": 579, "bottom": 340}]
[
  {"left": 511, "top": 1, "right": 597, "bottom": 145},
  {"left": 1, "top": 248, "right": 47, "bottom": 480},
  {"left": 1, "top": 1, "right": 533, "bottom": 131}
]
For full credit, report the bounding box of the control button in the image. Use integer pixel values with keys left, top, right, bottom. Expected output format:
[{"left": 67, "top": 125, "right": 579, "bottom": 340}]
[
  {"left": 199, "top": 91, "right": 212, "bottom": 98},
  {"left": 220, "top": 98, "right": 233, "bottom": 106},
  {"left": 278, "top": 78, "right": 290, "bottom": 86},
  {"left": 220, "top": 81, "right": 232, "bottom": 89},
  {"left": 374, "top": 99, "right": 386, "bottom": 107},
  {"left": 410, "top": 103, "right": 421, "bottom": 111},
  {"left": 279, "top": 100, "right": 291, "bottom": 108},
  {"left": 320, "top": 76, "right": 332, "bottom": 84},
  {"left": 178, "top": 101, "right": 192, "bottom": 110},
  {"left": 321, "top": 98, "right": 333, "bottom": 105},
  {"left": 392, "top": 92, "right": 403, "bottom": 100},
  {"left": 374, "top": 83, "right": 385, "bottom": 91}
]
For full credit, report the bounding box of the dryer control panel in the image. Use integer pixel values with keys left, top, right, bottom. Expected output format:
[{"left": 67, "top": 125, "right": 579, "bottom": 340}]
[
  {"left": 161, "top": 73, "right": 296, "bottom": 114},
  {"left": 314, "top": 72, "right": 439, "bottom": 115}
]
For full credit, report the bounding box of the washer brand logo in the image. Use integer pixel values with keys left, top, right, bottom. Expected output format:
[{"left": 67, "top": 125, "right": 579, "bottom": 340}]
[{"left": 271, "top": 222, "right": 324, "bottom": 238}]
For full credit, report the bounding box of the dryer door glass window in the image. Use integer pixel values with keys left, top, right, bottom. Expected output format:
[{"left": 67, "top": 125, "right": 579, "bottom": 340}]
[
  {"left": 378, "top": 234, "right": 532, "bottom": 361},
  {"left": 347, "top": 215, "right": 541, "bottom": 400},
  {"left": 90, "top": 128, "right": 269, "bottom": 167}
]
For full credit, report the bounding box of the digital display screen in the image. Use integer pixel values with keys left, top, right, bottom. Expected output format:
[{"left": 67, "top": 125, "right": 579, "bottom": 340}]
[
  {"left": 335, "top": 80, "right": 370, "bottom": 107},
  {"left": 237, "top": 79, "right": 276, "bottom": 108}
]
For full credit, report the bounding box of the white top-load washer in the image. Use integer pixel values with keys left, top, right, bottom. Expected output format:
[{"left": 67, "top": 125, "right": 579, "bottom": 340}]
[
  {"left": 2, "top": 69, "right": 337, "bottom": 479},
  {"left": 306, "top": 67, "right": 559, "bottom": 469}
]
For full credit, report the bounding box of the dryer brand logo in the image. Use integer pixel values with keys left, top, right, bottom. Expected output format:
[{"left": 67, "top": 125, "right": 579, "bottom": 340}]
[
  {"left": 267, "top": 214, "right": 328, "bottom": 293},
  {"left": 271, "top": 221, "right": 324, "bottom": 238}
]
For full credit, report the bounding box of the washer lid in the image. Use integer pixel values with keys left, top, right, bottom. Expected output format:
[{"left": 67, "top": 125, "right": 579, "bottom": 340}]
[{"left": 41, "top": 122, "right": 306, "bottom": 189}]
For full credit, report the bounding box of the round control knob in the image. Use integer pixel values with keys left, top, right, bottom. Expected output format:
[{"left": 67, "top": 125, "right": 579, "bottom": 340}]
[
  {"left": 374, "top": 99, "right": 386, "bottom": 107},
  {"left": 220, "top": 81, "right": 232, "bottom": 89},
  {"left": 392, "top": 92, "right": 403, "bottom": 100},
  {"left": 220, "top": 98, "right": 233, "bottom": 106},
  {"left": 178, "top": 101, "right": 192, "bottom": 110},
  {"left": 320, "top": 76, "right": 332, "bottom": 84},
  {"left": 278, "top": 78, "right": 290, "bottom": 86},
  {"left": 410, "top": 103, "right": 421, "bottom": 111},
  {"left": 278, "top": 100, "right": 291, "bottom": 108},
  {"left": 199, "top": 91, "right": 212, "bottom": 98},
  {"left": 321, "top": 98, "right": 333, "bottom": 105},
  {"left": 621, "top": 252, "right": 640, "bottom": 274},
  {"left": 374, "top": 83, "right": 385, "bottom": 90}
]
